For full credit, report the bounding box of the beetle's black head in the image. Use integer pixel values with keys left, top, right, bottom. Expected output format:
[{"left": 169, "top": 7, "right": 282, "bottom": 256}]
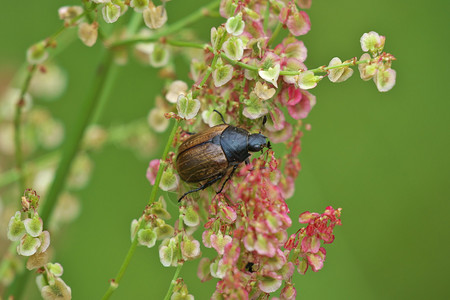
[{"left": 248, "top": 133, "right": 269, "bottom": 152}]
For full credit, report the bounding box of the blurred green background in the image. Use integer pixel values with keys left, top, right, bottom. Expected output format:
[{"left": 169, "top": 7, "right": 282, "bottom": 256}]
[{"left": 1, "top": 0, "right": 449, "bottom": 299}]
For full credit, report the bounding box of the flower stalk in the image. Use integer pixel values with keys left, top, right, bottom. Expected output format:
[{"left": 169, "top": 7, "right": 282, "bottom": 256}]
[{"left": 102, "top": 120, "right": 179, "bottom": 300}]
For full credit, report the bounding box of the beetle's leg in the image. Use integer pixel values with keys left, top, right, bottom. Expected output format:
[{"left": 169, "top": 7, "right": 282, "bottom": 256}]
[
  {"left": 217, "top": 164, "right": 238, "bottom": 194},
  {"left": 178, "top": 174, "right": 224, "bottom": 202},
  {"left": 244, "top": 158, "right": 250, "bottom": 165},
  {"left": 213, "top": 109, "right": 227, "bottom": 125},
  {"left": 181, "top": 129, "right": 196, "bottom": 135}
]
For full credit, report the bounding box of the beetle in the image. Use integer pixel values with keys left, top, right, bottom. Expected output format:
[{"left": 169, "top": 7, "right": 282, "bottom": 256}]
[{"left": 176, "top": 110, "right": 270, "bottom": 201}]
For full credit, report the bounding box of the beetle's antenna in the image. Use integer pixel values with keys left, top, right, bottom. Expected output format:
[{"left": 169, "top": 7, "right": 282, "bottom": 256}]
[{"left": 213, "top": 109, "right": 227, "bottom": 124}]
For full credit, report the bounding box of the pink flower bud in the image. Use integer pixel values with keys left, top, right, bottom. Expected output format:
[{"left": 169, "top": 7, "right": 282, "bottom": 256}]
[{"left": 146, "top": 159, "right": 160, "bottom": 185}]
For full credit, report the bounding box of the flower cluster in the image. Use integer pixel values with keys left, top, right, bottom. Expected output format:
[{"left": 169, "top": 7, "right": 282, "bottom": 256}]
[
  {"left": 61, "top": 0, "right": 169, "bottom": 48},
  {"left": 358, "top": 31, "right": 396, "bottom": 92},
  {"left": 131, "top": 196, "right": 203, "bottom": 267},
  {"left": 285, "top": 206, "right": 342, "bottom": 274},
  {"left": 131, "top": 196, "right": 174, "bottom": 249},
  {"left": 6, "top": 189, "right": 71, "bottom": 299},
  {"left": 141, "top": 0, "right": 396, "bottom": 297}
]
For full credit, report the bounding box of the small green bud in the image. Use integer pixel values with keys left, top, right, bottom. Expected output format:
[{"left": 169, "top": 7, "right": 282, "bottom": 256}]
[
  {"left": 296, "top": 70, "right": 321, "bottom": 90},
  {"left": 360, "top": 31, "right": 385, "bottom": 55},
  {"left": 151, "top": 197, "right": 171, "bottom": 220},
  {"left": 24, "top": 214, "right": 43, "bottom": 237},
  {"left": 211, "top": 26, "right": 227, "bottom": 50},
  {"left": 222, "top": 37, "right": 244, "bottom": 61},
  {"left": 258, "top": 64, "right": 280, "bottom": 88},
  {"left": 243, "top": 92, "right": 268, "bottom": 120},
  {"left": 26, "top": 42, "right": 48, "bottom": 64},
  {"left": 155, "top": 223, "right": 174, "bottom": 240},
  {"left": 17, "top": 234, "right": 41, "bottom": 256},
  {"left": 176, "top": 93, "right": 201, "bottom": 120},
  {"left": 183, "top": 206, "right": 200, "bottom": 227},
  {"left": 47, "top": 262, "right": 64, "bottom": 277},
  {"left": 102, "top": 3, "right": 121, "bottom": 23},
  {"left": 181, "top": 236, "right": 201, "bottom": 260},
  {"left": 212, "top": 60, "right": 233, "bottom": 87},
  {"left": 137, "top": 228, "right": 157, "bottom": 248},
  {"left": 159, "top": 166, "right": 179, "bottom": 191},
  {"left": 150, "top": 44, "right": 170, "bottom": 68},
  {"left": 225, "top": 13, "right": 245, "bottom": 36},
  {"left": 7, "top": 211, "right": 26, "bottom": 241},
  {"left": 130, "top": 0, "right": 149, "bottom": 13}
]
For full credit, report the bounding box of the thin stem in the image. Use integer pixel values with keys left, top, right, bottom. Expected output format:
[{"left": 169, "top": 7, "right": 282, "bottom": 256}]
[
  {"left": 166, "top": 40, "right": 371, "bottom": 76},
  {"left": 162, "top": 263, "right": 183, "bottom": 300},
  {"left": 263, "top": 2, "right": 270, "bottom": 34},
  {"left": 110, "top": 0, "right": 221, "bottom": 48},
  {"left": 102, "top": 121, "right": 179, "bottom": 299},
  {"left": 148, "top": 120, "right": 179, "bottom": 205},
  {"left": 198, "top": 54, "right": 219, "bottom": 89},
  {"left": 126, "top": 12, "right": 144, "bottom": 35},
  {"left": 307, "top": 59, "right": 369, "bottom": 74},
  {"left": 267, "top": 22, "right": 282, "bottom": 47},
  {"left": 13, "top": 65, "right": 37, "bottom": 192},
  {"left": 165, "top": 39, "right": 206, "bottom": 50}
]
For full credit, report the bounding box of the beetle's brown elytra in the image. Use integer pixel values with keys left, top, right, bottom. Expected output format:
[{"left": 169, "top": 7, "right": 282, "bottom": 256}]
[
  {"left": 177, "top": 125, "right": 229, "bottom": 183},
  {"left": 176, "top": 111, "right": 270, "bottom": 201}
]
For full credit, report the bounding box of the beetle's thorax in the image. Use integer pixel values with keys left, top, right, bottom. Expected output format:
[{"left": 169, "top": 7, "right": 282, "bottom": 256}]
[{"left": 220, "top": 125, "right": 251, "bottom": 163}]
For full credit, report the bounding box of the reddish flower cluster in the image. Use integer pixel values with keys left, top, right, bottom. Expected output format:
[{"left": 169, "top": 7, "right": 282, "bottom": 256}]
[{"left": 285, "top": 206, "right": 342, "bottom": 274}]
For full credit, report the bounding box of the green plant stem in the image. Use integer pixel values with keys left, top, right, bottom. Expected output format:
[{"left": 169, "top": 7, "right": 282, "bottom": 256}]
[
  {"left": 166, "top": 40, "right": 372, "bottom": 76},
  {"left": 263, "top": 2, "right": 270, "bottom": 34},
  {"left": 13, "top": 64, "right": 37, "bottom": 192},
  {"left": 163, "top": 263, "right": 184, "bottom": 300},
  {"left": 199, "top": 54, "right": 219, "bottom": 87},
  {"left": 267, "top": 22, "right": 282, "bottom": 46},
  {"left": 126, "top": 12, "right": 143, "bottom": 35},
  {"left": 110, "top": 0, "right": 221, "bottom": 48},
  {"left": 166, "top": 39, "right": 206, "bottom": 49},
  {"left": 102, "top": 120, "right": 179, "bottom": 300}
]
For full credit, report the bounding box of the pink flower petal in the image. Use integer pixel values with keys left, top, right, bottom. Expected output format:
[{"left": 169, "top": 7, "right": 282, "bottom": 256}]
[{"left": 287, "top": 11, "right": 311, "bottom": 36}]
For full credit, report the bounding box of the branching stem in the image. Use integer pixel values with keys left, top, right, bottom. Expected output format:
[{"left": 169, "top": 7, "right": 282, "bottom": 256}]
[{"left": 110, "top": 0, "right": 221, "bottom": 48}]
